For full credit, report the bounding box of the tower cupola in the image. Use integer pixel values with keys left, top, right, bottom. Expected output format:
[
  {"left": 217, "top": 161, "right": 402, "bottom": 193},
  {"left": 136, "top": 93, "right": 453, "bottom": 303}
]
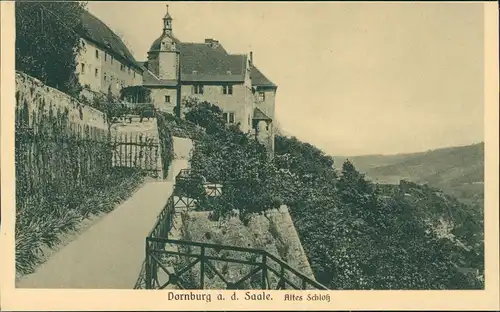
[{"left": 163, "top": 5, "right": 173, "bottom": 35}]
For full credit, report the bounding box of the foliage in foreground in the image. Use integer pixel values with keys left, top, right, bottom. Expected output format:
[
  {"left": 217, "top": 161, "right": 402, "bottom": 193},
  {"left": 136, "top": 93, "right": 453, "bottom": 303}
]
[
  {"left": 15, "top": 89, "right": 146, "bottom": 276},
  {"left": 175, "top": 99, "right": 484, "bottom": 290},
  {"left": 16, "top": 168, "right": 145, "bottom": 276}
]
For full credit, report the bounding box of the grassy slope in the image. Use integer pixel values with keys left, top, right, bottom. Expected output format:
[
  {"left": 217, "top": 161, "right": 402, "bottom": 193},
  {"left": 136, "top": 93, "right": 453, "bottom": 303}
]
[{"left": 333, "top": 143, "right": 484, "bottom": 208}]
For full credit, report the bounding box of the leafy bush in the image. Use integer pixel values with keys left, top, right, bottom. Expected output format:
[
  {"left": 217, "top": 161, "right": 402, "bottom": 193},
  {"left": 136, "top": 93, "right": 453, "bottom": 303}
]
[
  {"left": 156, "top": 112, "right": 175, "bottom": 178},
  {"left": 185, "top": 100, "right": 282, "bottom": 221}
]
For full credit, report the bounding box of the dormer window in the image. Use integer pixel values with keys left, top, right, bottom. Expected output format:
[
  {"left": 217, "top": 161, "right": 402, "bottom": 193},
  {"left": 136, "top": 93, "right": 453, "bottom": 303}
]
[
  {"left": 258, "top": 91, "right": 265, "bottom": 102},
  {"left": 226, "top": 70, "right": 232, "bottom": 75},
  {"left": 193, "top": 84, "right": 204, "bottom": 95},
  {"left": 192, "top": 70, "right": 198, "bottom": 75},
  {"left": 222, "top": 85, "right": 233, "bottom": 95}
]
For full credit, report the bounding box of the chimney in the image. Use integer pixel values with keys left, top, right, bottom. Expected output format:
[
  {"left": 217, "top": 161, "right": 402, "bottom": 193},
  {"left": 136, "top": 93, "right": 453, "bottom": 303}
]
[
  {"left": 205, "top": 38, "right": 219, "bottom": 49},
  {"left": 249, "top": 51, "right": 253, "bottom": 65}
]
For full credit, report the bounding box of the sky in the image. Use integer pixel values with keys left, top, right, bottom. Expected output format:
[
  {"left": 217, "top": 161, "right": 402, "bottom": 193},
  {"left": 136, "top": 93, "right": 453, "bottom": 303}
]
[{"left": 86, "top": 2, "right": 485, "bottom": 156}]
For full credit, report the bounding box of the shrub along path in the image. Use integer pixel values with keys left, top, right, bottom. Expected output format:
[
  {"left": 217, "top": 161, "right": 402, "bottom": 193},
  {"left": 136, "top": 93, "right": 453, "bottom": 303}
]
[{"left": 16, "top": 179, "right": 175, "bottom": 289}]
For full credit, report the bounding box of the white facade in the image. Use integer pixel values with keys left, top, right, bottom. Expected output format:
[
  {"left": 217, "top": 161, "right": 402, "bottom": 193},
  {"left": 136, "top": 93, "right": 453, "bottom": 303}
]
[{"left": 76, "top": 38, "right": 143, "bottom": 97}]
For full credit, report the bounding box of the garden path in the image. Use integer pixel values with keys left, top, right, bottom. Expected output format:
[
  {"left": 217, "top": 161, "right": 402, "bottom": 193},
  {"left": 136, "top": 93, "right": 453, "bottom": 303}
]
[
  {"left": 16, "top": 180, "right": 174, "bottom": 289},
  {"left": 17, "top": 135, "right": 193, "bottom": 289}
]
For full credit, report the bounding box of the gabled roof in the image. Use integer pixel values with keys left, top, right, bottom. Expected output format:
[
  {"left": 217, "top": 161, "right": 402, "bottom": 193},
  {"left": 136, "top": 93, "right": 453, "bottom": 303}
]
[
  {"left": 253, "top": 107, "right": 272, "bottom": 121},
  {"left": 179, "top": 43, "right": 247, "bottom": 82},
  {"left": 79, "top": 10, "right": 143, "bottom": 72},
  {"left": 146, "top": 39, "right": 248, "bottom": 83},
  {"left": 251, "top": 66, "right": 277, "bottom": 88}
]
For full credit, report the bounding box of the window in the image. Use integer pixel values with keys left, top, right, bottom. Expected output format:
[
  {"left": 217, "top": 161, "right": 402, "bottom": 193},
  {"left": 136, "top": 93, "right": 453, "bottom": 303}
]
[
  {"left": 104, "top": 73, "right": 107, "bottom": 82},
  {"left": 95, "top": 68, "right": 99, "bottom": 77},
  {"left": 222, "top": 85, "right": 233, "bottom": 95},
  {"left": 81, "top": 63, "right": 85, "bottom": 74},
  {"left": 133, "top": 72, "right": 136, "bottom": 78},
  {"left": 223, "top": 112, "right": 235, "bottom": 124},
  {"left": 95, "top": 49, "right": 99, "bottom": 59},
  {"left": 193, "top": 85, "right": 204, "bottom": 94},
  {"left": 121, "top": 64, "right": 125, "bottom": 71},
  {"left": 104, "top": 53, "right": 107, "bottom": 61},
  {"left": 258, "top": 92, "right": 265, "bottom": 101},
  {"left": 165, "top": 95, "right": 171, "bottom": 103}
]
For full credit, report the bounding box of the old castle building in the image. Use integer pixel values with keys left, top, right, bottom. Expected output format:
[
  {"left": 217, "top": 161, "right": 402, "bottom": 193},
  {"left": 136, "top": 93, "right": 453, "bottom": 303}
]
[
  {"left": 140, "top": 7, "right": 277, "bottom": 152},
  {"left": 74, "top": 8, "right": 276, "bottom": 153},
  {"left": 76, "top": 10, "right": 144, "bottom": 98}
]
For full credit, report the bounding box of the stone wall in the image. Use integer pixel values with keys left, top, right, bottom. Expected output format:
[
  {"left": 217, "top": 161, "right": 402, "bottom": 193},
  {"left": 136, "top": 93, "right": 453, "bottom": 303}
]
[
  {"left": 269, "top": 205, "right": 316, "bottom": 281},
  {"left": 16, "top": 71, "right": 108, "bottom": 130},
  {"left": 167, "top": 136, "right": 194, "bottom": 182}
]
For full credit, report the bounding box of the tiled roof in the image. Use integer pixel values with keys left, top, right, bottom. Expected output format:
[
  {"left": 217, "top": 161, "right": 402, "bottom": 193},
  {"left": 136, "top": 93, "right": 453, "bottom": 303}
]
[
  {"left": 146, "top": 39, "right": 248, "bottom": 83},
  {"left": 253, "top": 107, "right": 272, "bottom": 121},
  {"left": 251, "top": 66, "right": 277, "bottom": 88},
  {"left": 141, "top": 66, "right": 177, "bottom": 87},
  {"left": 179, "top": 43, "right": 247, "bottom": 82},
  {"left": 146, "top": 33, "right": 275, "bottom": 86},
  {"left": 79, "top": 10, "right": 143, "bottom": 72}
]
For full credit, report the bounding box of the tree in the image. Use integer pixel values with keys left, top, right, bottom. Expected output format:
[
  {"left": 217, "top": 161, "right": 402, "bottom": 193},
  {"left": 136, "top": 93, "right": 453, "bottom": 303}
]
[
  {"left": 183, "top": 97, "right": 226, "bottom": 135},
  {"left": 15, "top": 2, "right": 86, "bottom": 97}
]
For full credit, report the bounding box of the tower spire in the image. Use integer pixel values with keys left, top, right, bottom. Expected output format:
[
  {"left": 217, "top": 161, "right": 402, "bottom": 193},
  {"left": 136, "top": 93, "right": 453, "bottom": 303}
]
[{"left": 163, "top": 4, "right": 173, "bottom": 34}]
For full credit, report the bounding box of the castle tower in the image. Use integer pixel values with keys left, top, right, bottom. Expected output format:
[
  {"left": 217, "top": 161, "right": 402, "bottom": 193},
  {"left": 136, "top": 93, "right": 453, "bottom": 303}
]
[{"left": 158, "top": 5, "right": 179, "bottom": 80}]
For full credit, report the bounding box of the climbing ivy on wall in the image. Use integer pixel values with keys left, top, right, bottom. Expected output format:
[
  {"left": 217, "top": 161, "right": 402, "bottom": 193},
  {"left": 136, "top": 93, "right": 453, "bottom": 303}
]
[{"left": 15, "top": 91, "right": 145, "bottom": 275}]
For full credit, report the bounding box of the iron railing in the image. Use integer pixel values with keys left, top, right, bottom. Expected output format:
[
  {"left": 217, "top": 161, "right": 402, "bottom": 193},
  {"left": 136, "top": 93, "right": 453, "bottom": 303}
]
[
  {"left": 141, "top": 169, "right": 328, "bottom": 290},
  {"left": 145, "top": 237, "right": 328, "bottom": 290}
]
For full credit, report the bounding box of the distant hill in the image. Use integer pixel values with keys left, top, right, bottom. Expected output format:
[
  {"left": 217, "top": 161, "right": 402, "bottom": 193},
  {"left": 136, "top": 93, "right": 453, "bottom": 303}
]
[{"left": 333, "top": 143, "right": 484, "bottom": 209}]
